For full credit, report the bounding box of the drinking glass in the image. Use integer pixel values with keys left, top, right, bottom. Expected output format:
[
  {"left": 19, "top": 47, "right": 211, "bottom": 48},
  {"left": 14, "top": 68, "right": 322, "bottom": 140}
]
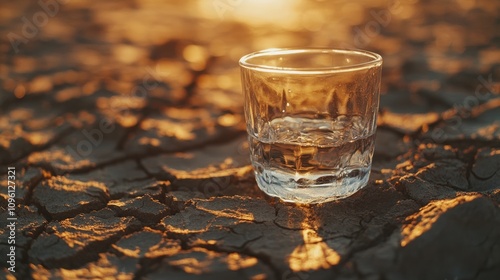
[{"left": 239, "top": 48, "right": 383, "bottom": 204}]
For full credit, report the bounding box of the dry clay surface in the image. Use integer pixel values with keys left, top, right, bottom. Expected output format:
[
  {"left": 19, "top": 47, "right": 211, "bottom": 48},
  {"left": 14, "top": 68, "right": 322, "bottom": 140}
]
[{"left": 1, "top": 0, "right": 500, "bottom": 279}]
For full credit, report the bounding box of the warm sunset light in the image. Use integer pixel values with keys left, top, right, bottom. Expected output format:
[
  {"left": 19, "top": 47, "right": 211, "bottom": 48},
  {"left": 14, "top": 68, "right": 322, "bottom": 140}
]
[
  {"left": 198, "top": 0, "right": 301, "bottom": 27},
  {"left": 1, "top": 0, "right": 498, "bottom": 279},
  {"left": 400, "top": 195, "right": 479, "bottom": 247},
  {"left": 289, "top": 229, "right": 341, "bottom": 271}
]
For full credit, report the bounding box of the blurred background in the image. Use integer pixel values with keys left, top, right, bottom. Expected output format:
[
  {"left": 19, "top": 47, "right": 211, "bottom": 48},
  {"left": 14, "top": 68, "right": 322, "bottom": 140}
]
[
  {"left": 0, "top": 0, "right": 499, "bottom": 161},
  {"left": 0, "top": 1, "right": 499, "bottom": 278}
]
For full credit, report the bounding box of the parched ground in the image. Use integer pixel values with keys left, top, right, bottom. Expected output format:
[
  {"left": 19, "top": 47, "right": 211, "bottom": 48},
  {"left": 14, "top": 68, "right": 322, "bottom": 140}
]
[{"left": 1, "top": 0, "right": 499, "bottom": 279}]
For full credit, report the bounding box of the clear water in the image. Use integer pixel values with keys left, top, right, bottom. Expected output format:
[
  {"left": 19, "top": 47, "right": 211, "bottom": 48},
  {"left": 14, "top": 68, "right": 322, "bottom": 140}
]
[{"left": 249, "top": 116, "right": 375, "bottom": 204}]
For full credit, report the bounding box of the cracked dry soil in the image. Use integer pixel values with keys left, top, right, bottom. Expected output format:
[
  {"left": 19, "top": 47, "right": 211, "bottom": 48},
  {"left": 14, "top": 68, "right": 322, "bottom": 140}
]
[{"left": 1, "top": 0, "right": 500, "bottom": 279}]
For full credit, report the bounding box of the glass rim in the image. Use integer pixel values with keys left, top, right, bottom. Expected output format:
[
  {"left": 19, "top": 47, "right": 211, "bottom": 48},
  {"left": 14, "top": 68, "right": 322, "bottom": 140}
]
[{"left": 239, "top": 48, "right": 382, "bottom": 74}]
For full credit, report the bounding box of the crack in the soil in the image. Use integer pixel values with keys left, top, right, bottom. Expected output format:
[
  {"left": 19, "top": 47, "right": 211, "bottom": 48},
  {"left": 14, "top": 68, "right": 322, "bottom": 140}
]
[{"left": 188, "top": 243, "right": 284, "bottom": 280}]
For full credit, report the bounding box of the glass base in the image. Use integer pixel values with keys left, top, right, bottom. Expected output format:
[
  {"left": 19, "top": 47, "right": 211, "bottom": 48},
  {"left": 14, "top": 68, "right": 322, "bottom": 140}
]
[{"left": 254, "top": 166, "right": 370, "bottom": 204}]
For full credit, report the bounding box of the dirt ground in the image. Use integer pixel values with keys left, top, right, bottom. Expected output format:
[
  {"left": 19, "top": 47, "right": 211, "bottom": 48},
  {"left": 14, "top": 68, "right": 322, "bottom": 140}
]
[{"left": 1, "top": 0, "right": 499, "bottom": 279}]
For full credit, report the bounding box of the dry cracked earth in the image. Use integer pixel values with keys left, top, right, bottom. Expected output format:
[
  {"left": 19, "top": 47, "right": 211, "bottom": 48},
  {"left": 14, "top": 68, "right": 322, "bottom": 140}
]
[{"left": 1, "top": 0, "right": 500, "bottom": 279}]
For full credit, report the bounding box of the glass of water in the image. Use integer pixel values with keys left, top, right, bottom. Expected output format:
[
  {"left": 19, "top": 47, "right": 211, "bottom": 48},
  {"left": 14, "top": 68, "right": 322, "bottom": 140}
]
[{"left": 239, "top": 48, "right": 383, "bottom": 204}]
